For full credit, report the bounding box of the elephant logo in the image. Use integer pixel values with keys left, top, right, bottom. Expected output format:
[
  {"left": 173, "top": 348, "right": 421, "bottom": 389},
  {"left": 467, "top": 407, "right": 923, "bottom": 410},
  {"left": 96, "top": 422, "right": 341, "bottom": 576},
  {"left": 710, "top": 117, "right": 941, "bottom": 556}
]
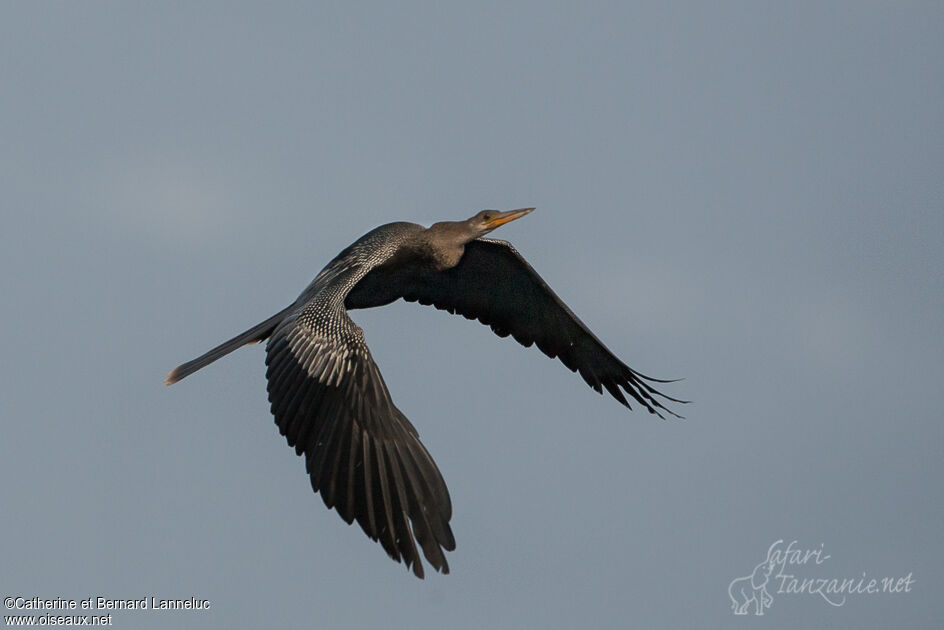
[{"left": 728, "top": 559, "right": 775, "bottom": 615}]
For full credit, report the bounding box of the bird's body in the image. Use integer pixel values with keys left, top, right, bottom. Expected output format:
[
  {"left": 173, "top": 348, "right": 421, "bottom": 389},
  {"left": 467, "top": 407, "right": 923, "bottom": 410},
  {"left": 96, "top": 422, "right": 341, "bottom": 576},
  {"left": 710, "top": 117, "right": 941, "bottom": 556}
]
[{"left": 166, "top": 209, "right": 683, "bottom": 578}]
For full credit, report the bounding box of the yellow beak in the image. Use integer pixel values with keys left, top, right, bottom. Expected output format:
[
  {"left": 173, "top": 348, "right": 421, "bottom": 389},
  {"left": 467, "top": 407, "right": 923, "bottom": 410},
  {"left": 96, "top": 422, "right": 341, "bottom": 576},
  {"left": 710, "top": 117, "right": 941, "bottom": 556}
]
[{"left": 484, "top": 207, "right": 535, "bottom": 229}]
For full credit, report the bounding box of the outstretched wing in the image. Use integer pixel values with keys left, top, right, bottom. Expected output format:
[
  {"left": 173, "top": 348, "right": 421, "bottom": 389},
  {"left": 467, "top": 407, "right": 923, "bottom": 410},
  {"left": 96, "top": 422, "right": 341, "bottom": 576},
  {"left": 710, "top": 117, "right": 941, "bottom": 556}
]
[
  {"left": 393, "top": 238, "right": 684, "bottom": 418},
  {"left": 265, "top": 297, "right": 455, "bottom": 578}
]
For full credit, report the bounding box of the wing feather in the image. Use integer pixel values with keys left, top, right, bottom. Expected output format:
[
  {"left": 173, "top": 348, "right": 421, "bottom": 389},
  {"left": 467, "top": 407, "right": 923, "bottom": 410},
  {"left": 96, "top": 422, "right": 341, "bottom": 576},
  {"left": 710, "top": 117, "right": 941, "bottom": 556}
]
[
  {"left": 382, "top": 238, "right": 685, "bottom": 418},
  {"left": 265, "top": 298, "right": 453, "bottom": 578}
]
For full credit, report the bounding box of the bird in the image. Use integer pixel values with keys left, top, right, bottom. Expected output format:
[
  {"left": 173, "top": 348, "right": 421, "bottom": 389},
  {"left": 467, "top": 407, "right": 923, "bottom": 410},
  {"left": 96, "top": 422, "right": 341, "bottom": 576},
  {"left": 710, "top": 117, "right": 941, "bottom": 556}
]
[{"left": 164, "top": 208, "right": 684, "bottom": 578}]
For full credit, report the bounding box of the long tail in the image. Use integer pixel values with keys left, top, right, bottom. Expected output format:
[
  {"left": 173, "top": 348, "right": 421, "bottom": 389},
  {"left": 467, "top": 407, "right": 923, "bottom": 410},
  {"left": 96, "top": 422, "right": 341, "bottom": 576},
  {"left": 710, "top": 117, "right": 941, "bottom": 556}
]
[{"left": 164, "top": 305, "right": 295, "bottom": 385}]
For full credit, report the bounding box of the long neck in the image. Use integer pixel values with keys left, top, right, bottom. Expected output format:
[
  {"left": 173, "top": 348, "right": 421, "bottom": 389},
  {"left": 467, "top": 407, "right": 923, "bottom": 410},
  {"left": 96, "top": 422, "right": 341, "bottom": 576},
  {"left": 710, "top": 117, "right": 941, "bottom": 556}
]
[{"left": 420, "top": 221, "right": 473, "bottom": 269}]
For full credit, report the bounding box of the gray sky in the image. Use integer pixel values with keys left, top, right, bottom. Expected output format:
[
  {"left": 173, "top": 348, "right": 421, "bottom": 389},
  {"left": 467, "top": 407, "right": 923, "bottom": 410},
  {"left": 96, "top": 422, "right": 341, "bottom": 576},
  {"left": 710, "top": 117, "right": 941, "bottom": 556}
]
[{"left": 2, "top": 2, "right": 941, "bottom": 628}]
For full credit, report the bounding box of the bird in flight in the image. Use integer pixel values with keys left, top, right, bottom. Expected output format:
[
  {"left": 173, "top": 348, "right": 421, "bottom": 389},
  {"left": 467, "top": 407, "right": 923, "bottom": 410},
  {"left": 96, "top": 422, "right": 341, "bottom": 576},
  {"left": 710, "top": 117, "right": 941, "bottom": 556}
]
[{"left": 165, "top": 208, "right": 683, "bottom": 578}]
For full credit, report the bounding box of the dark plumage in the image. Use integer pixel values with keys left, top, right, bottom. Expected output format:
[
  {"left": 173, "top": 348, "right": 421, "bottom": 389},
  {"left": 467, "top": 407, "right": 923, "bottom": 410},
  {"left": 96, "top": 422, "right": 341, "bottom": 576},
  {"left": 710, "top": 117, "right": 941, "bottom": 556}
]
[{"left": 165, "top": 208, "right": 684, "bottom": 578}]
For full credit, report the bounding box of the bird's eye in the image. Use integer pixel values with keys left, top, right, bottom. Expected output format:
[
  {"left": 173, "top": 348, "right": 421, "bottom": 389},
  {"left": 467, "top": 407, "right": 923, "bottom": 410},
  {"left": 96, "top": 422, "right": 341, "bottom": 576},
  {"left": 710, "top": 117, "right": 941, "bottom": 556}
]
[{"left": 481, "top": 212, "right": 491, "bottom": 221}]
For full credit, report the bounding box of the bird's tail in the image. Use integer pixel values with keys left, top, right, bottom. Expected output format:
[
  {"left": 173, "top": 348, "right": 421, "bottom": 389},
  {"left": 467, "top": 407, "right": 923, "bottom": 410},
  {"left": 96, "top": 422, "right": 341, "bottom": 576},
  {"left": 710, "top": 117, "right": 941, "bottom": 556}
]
[{"left": 164, "top": 305, "right": 295, "bottom": 385}]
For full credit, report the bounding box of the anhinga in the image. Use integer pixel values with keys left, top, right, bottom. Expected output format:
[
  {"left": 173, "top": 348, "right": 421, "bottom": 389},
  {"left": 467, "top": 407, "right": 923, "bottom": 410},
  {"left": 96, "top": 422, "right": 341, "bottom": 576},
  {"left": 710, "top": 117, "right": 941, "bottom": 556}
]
[{"left": 165, "top": 208, "right": 684, "bottom": 578}]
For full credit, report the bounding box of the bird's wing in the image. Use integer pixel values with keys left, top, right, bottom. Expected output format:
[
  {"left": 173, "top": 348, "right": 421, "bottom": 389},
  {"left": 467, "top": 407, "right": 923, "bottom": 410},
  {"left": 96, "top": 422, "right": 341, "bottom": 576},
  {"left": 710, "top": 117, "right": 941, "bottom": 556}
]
[
  {"left": 265, "top": 297, "right": 455, "bottom": 578},
  {"left": 397, "top": 238, "right": 684, "bottom": 418}
]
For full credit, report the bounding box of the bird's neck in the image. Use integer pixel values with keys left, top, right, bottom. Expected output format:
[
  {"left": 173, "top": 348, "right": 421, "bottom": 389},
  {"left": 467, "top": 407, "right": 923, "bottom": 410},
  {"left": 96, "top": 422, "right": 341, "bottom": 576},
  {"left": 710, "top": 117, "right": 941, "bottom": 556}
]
[{"left": 419, "top": 222, "right": 471, "bottom": 270}]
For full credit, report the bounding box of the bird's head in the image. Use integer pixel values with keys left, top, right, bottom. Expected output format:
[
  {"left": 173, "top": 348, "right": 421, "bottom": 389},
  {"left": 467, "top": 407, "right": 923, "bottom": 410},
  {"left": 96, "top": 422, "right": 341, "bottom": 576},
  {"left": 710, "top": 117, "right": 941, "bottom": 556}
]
[
  {"left": 424, "top": 208, "right": 534, "bottom": 266},
  {"left": 465, "top": 207, "right": 535, "bottom": 238}
]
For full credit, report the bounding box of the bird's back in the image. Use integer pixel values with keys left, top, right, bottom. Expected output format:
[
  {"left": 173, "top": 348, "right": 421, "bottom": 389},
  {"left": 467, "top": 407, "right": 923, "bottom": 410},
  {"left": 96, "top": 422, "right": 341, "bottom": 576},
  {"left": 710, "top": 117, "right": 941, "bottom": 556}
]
[{"left": 295, "top": 221, "right": 425, "bottom": 306}]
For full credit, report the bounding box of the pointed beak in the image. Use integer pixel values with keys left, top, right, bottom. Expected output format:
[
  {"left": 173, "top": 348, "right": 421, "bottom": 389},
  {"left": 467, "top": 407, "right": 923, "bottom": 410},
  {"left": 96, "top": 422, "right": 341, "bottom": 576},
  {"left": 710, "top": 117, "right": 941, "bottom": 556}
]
[{"left": 484, "top": 207, "right": 535, "bottom": 229}]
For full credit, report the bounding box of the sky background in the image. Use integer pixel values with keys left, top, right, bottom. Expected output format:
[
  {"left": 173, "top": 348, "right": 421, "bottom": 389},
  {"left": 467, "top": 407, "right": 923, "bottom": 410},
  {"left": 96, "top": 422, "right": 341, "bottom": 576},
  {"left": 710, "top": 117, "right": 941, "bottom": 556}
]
[{"left": 2, "top": 2, "right": 942, "bottom": 628}]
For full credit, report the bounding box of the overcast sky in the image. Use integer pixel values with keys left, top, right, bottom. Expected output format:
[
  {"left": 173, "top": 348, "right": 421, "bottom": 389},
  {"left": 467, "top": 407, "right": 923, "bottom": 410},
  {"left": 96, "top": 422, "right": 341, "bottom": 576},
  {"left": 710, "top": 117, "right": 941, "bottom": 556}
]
[{"left": 1, "top": 2, "right": 941, "bottom": 628}]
